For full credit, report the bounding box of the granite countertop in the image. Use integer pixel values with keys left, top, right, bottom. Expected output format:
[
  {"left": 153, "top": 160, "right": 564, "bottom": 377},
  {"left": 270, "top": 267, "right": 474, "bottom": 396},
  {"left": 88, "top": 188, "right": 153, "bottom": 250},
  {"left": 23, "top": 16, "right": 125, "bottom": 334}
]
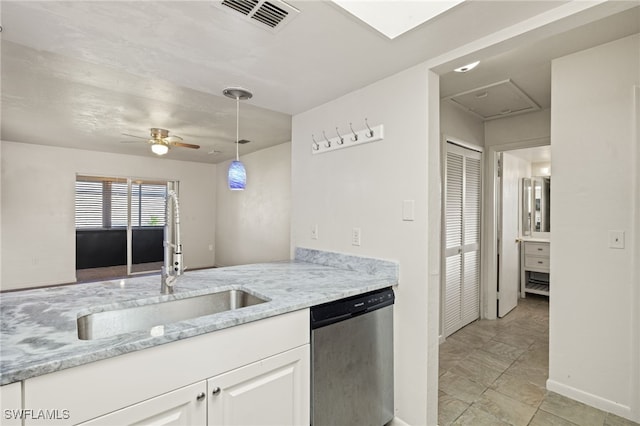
[{"left": 0, "top": 248, "right": 398, "bottom": 386}]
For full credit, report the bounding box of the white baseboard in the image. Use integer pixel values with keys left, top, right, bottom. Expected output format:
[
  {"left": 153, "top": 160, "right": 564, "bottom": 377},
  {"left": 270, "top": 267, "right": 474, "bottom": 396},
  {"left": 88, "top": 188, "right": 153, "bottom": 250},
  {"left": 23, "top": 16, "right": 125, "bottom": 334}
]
[{"left": 546, "top": 379, "right": 637, "bottom": 422}]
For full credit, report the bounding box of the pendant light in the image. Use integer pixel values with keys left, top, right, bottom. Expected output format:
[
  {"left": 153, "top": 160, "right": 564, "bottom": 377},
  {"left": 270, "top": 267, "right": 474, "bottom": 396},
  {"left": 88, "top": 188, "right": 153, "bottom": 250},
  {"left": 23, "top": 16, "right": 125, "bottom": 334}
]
[{"left": 223, "top": 87, "right": 253, "bottom": 190}]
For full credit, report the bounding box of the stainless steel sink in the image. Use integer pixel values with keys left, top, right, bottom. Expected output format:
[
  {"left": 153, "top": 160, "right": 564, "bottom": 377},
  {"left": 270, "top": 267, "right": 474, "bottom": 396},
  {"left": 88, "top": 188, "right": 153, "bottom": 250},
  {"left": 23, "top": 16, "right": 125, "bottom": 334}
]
[{"left": 77, "top": 289, "right": 267, "bottom": 340}]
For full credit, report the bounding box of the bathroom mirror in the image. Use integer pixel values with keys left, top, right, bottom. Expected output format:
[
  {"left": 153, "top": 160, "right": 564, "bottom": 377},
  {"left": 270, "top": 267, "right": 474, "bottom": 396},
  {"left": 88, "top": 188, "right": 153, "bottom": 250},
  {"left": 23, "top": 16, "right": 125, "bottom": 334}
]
[
  {"left": 522, "top": 176, "right": 550, "bottom": 235},
  {"left": 522, "top": 178, "right": 532, "bottom": 236}
]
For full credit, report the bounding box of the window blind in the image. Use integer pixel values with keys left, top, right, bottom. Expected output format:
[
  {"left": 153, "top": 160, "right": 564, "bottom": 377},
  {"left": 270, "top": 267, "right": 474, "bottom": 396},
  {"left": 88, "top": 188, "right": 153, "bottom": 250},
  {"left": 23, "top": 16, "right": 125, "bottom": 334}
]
[{"left": 75, "top": 177, "right": 167, "bottom": 229}]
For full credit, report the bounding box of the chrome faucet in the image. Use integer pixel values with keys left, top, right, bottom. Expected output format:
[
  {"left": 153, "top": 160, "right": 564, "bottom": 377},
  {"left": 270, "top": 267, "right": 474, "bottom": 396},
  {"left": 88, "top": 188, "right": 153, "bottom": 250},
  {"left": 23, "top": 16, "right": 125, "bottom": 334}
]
[{"left": 161, "top": 189, "right": 183, "bottom": 294}]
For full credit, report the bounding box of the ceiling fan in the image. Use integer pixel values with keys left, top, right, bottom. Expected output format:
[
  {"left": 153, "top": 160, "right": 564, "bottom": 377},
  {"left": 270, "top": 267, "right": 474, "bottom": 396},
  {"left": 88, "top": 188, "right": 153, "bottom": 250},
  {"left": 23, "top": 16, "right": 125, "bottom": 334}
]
[{"left": 121, "top": 128, "right": 200, "bottom": 156}]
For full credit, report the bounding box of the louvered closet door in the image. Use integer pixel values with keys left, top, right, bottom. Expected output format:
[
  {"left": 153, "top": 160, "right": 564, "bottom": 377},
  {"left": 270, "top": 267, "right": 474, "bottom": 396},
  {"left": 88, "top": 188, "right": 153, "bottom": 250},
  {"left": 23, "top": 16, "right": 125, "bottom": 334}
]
[{"left": 444, "top": 142, "right": 482, "bottom": 337}]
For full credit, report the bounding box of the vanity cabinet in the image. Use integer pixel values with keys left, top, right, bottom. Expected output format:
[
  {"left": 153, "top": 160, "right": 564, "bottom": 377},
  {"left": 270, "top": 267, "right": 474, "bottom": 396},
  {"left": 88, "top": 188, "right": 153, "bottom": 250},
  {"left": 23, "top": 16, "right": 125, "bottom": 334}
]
[
  {"left": 521, "top": 241, "right": 550, "bottom": 297},
  {"left": 22, "top": 309, "right": 309, "bottom": 426}
]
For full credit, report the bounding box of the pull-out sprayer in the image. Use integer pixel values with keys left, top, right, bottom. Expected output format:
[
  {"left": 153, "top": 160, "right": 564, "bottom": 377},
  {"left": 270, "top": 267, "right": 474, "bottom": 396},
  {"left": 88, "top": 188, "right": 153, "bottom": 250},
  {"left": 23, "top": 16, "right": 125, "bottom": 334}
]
[{"left": 161, "top": 190, "right": 183, "bottom": 294}]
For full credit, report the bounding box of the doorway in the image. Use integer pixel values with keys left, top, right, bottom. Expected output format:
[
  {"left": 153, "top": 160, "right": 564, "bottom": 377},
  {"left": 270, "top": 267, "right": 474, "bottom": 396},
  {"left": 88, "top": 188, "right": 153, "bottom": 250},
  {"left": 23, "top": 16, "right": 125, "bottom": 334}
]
[
  {"left": 492, "top": 145, "right": 551, "bottom": 318},
  {"left": 75, "top": 175, "right": 174, "bottom": 282}
]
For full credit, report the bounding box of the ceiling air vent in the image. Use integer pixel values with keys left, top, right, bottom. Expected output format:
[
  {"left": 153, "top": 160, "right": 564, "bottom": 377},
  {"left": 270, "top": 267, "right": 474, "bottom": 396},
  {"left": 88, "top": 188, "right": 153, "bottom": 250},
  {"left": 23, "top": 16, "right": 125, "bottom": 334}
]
[{"left": 216, "top": 0, "right": 299, "bottom": 33}]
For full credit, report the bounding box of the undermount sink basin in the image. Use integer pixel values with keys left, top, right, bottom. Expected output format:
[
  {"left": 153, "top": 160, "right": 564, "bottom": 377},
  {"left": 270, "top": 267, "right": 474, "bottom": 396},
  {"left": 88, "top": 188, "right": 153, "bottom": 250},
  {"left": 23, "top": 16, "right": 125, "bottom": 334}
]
[{"left": 77, "top": 289, "right": 268, "bottom": 340}]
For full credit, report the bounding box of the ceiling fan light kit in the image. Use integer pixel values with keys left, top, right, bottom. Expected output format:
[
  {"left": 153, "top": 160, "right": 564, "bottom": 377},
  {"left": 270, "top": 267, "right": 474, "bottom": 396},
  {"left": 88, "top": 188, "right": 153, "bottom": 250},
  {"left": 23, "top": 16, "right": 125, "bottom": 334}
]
[
  {"left": 224, "top": 87, "right": 253, "bottom": 191},
  {"left": 151, "top": 143, "right": 169, "bottom": 155},
  {"left": 121, "top": 127, "right": 200, "bottom": 156}
]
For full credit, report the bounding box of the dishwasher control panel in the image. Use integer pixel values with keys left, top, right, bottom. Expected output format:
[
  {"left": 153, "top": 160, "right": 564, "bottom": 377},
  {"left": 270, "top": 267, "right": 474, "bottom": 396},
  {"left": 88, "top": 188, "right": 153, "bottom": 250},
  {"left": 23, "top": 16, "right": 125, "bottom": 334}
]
[{"left": 310, "top": 287, "right": 394, "bottom": 329}]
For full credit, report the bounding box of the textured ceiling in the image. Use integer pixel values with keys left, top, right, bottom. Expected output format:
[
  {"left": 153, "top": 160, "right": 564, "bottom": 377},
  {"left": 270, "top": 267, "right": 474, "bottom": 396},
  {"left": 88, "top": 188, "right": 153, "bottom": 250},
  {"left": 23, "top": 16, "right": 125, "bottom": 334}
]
[{"left": 1, "top": 1, "right": 638, "bottom": 163}]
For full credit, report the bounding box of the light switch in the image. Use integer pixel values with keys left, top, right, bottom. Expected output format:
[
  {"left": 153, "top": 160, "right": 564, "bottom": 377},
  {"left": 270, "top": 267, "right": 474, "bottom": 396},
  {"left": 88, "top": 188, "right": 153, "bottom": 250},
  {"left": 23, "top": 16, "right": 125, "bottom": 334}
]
[
  {"left": 608, "top": 230, "right": 625, "bottom": 249},
  {"left": 352, "top": 227, "right": 361, "bottom": 246},
  {"left": 402, "top": 200, "right": 415, "bottom": 221},
  {"left": 311, "top": 224, "right": 319, "bottom": 240}
]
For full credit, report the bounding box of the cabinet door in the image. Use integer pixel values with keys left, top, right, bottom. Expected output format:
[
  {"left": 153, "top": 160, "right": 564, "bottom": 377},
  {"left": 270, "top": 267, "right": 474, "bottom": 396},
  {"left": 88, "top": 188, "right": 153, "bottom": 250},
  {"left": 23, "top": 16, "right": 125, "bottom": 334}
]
[
  {"left": 1, "top": 383, "right": 22, "bottom": 426},
  {"left": 208, "top": 345, "right": 309, "bottom": 426},
  {"left": 78, "top": 381, "right": 206, "bottom": 426}
]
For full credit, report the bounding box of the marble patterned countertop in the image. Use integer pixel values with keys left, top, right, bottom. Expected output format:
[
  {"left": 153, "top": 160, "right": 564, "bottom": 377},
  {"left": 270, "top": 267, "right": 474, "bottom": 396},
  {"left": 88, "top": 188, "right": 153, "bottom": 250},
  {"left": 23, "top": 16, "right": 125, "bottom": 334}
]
[{"left": 0, "top": 248, "right": 398, "bottom": 386}]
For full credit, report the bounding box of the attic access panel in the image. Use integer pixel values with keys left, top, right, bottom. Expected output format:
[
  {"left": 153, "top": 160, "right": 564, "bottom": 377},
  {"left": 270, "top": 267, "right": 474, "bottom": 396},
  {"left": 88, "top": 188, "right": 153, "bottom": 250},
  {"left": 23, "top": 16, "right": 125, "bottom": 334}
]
[{"left": 445, "top": 79, "right": 540, "bottom": 121}]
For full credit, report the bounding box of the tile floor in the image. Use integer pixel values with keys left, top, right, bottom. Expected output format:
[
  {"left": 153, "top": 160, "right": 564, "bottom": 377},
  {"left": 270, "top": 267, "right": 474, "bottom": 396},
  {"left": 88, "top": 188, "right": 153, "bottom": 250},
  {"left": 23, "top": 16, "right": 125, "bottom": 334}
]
[{"left": 438, "top": 295, "right": 639, "bottom": 426}]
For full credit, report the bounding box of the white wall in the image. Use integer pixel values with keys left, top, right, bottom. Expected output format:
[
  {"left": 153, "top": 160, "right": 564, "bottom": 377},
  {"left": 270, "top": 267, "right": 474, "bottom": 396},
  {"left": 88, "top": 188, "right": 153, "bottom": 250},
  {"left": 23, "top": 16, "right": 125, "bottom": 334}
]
[
  {"left": 549, "top": 34, "right": 639, "bottom": 422},
  {"left": 1, "top": 141, "right": 217, "bottom": 291},
  {"left": 440, "top": 100, "right": 485, "bottom": 147},
  {"left": 292, "top": 64, "right": 439, "bottom": 425},
  {"left": 215, "top": 142, "right": 291, "bottom": 267},
  {"left": 485, "top": 108, "right": 550, "bottom": 147}
]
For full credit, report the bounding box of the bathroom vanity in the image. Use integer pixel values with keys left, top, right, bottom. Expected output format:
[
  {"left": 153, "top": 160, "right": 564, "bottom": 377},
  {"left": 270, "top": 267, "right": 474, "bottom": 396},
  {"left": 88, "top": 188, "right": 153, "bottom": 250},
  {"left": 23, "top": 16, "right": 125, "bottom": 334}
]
[
  {"left": 520, "top": 239, "right": 550, "bottom": 297},
  {"left": 521, "top": 176, "right": 551, "bottom": 297}
]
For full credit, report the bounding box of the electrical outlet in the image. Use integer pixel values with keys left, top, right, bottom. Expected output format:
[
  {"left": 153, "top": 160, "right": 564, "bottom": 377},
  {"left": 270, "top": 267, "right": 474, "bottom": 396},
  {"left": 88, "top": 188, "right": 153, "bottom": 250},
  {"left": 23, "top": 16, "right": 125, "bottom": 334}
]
[
  {"left": 352, "top": 227, "right": 361, "bottom": 246},
  {"left": 311, "top": 224, "right": 319, "bottom": 240}
]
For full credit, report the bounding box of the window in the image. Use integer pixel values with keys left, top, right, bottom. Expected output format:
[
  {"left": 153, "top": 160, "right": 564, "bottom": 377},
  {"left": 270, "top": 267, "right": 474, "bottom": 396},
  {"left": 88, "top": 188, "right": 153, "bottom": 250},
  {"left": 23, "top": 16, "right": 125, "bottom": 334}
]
[{"left": 75, "top": 176, "right": 167, "bottom": 229}]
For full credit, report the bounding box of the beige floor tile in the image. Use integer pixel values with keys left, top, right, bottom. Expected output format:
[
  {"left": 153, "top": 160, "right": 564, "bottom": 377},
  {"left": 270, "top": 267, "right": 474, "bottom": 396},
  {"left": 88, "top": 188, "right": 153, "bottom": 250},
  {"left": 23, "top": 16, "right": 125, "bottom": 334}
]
[
  {"left": 466, "top": 348, "right": 515, "bottom": 372},
  {"left": 449, "top": 355, "right": 504, "bottom": 387},
  {"left": 490, "top": 373, "right": 546, "bottom": 407},
  {"left": 473, "top": 388, "right": 537, "bottom": 426},
  {"left": 480, "top": 340, "right": 526, "bottom": 362},
  {"left": 529, "top": 409, "right": 579, "bottom": 425},
  {"left": 447, "top": 329, "right": 493, "bottom": 349},
  {"left": 439, "top": 371, "right": 487, "bottom": 404},
  {"left": 539, "top": 392, "right": 607, "bottom": 426},
  {"left": 603, "top": 412, "right": 640, "bottom": 426},
  {"left": 438, "top": 391, "right": 470, "bottom": 425},
  {"left": 451, "top": 405, "right": 511, "bottom": 426},
  {"left": 503, "top": 362, "right": 548, "bottom": 388}
]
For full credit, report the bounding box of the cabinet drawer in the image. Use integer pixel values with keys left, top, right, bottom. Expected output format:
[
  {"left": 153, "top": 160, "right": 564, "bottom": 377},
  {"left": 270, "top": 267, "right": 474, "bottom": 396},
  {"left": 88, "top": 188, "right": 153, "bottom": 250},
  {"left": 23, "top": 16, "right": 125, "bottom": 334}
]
[
  {"left": 524, "top": 242, "right": 550, "bottom": 256},
  {"left": 525, "top": 255, "right": 550, "bottom": 271}
]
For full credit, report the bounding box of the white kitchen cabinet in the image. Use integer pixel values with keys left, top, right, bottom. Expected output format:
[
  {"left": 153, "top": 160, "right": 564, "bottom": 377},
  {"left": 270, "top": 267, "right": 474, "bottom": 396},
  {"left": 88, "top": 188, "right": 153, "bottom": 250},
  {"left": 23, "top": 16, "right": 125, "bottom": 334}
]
[
  {"left": 208, "top": 345, "right": 309, "bottom": 426},
  {"left": 520, "top": 240, "right": 550, "bottom": 297},
  {"left": 1, "top": 382, "right": 22, "bottom": 426},
  {"left": 23, "top": 309, "right": 309, "bottom": 425},
  {"left": 78, "top": 381, "right": 207, "bottom": 426}
]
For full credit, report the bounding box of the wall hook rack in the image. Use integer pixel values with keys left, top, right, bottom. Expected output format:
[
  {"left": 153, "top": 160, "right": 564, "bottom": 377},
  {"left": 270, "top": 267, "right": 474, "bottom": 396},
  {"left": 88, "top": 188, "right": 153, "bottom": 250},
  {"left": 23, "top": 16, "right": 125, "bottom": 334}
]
[{"left": 311, "top": 120, "right": 384, "bottom": 155}]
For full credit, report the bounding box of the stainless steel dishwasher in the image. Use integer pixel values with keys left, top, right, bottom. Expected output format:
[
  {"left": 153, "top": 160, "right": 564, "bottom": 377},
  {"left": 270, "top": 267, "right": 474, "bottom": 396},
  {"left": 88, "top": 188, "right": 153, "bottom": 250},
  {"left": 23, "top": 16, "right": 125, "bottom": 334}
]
[{"left": 311, "top": 287, "right": 394, "bottom": 426}]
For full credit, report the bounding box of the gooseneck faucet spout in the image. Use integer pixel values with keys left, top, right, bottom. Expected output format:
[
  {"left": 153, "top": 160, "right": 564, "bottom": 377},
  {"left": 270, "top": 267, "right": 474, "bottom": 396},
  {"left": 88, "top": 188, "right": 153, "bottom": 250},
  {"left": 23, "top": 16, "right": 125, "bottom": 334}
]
[{"left": 161, "top": 189, "right": 183, "bottom": 294}]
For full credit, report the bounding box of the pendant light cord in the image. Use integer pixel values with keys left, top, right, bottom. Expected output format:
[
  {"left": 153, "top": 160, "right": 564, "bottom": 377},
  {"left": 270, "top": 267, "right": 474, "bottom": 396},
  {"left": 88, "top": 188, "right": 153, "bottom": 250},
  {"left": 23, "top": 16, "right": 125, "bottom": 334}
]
[{"left": 235, "top": 97, "right": 240, "bottom": 161}]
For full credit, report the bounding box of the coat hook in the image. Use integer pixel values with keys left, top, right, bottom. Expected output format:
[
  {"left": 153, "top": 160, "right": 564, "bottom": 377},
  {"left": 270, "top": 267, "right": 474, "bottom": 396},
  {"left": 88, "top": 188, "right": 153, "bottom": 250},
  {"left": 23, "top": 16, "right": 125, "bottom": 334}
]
[
  {"left": 349, "top": 123, "right": 358, "bottom": 142},
  {"left": 335, "top": 127, "right": 344, "bottom": 145},
  {"left": 322, "top": 130, "right": 331, "bottom": 148},
  {"left": 311, "top": 134, "right": 320, "bottom": 151},
  {"left": 365, "top": 118, "right": 374, "bottom": 138}
]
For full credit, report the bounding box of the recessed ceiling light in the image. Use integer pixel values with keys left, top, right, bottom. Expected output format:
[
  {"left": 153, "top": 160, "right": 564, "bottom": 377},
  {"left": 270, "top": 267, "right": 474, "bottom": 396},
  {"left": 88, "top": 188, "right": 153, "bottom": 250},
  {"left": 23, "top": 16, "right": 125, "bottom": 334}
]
[{"left": 454, "top": 61, "right": 480, "bottom": 73}]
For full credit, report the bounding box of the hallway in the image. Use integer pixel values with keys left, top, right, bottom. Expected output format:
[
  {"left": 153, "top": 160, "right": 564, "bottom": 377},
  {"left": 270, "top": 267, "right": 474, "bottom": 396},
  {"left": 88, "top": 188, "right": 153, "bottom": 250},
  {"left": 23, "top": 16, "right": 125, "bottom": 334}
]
[{"left": 438, "top": 296, "right": 638, "bottom": 425}]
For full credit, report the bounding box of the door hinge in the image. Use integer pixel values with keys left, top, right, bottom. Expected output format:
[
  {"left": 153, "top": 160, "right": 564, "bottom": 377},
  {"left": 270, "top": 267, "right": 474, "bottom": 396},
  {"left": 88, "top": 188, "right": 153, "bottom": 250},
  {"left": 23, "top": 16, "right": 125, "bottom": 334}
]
[{"left": 496, "top": 291, "right": 500, "bottom": 300}]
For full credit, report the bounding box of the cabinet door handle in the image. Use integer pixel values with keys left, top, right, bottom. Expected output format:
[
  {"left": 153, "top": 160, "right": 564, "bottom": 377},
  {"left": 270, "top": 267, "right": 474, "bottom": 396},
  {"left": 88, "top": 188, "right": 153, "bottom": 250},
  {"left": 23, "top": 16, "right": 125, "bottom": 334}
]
[
  {"left": 538, "top": 261, "right": 543, "bottom": 264},
  {"left": 196, "top": 392, "right": 206, "bottom": 401},
  {"left": 212, "top": 387, "right": 221, "bottom": 396}
]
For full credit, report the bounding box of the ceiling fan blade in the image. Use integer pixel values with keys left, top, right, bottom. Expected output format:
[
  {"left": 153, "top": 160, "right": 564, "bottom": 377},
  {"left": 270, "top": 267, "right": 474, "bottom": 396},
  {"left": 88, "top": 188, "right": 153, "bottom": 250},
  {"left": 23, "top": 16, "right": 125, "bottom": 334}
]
[
  {"left": 121, "top": 133, "right": 149, "bottom": 140},
  {"left": 164, "top": 135, "right": 184, "bottom": 143},
  {"left": 172, "top": 142, "right": 200, "bottom": 149}
]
